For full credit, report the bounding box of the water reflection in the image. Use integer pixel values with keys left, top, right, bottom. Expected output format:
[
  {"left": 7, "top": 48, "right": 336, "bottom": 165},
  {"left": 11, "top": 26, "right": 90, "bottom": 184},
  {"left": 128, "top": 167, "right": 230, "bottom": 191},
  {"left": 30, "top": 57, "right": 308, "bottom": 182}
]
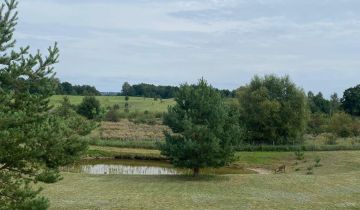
[
  {"left": 79, "top": 164, "right": 179, "bottom": 175},
  {"left": 63, "top": 159, "right": 253, "bottom": 175},
  {"left": 63, "top": 159, "right": 184, "bottom": 175}
]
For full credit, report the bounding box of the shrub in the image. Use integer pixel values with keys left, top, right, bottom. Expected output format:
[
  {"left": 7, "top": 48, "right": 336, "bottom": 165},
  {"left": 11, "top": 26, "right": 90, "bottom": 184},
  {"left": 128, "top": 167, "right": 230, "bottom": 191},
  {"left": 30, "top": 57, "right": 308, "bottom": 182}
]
[
  {"left": 314, "top": 157, "right": 322, "bottom": 167},
  {"left": 324, "top": 133, "right": 337, "bottom": 145},
  {"left": 104, "top": 108, "right": 121, "bottom": 122},
  {"left": 77, "top": 96, "right": 101, "bottom": 119},
  {"left": 294, "top": 150, "right": 305, "bottom": 160},
  {"left": 328, "top": 112, "right": 357, "bottom": 137},
  {"left": 307, "top": 113, "right": 329, "bottom": 135},
  {"left": 113, "top": 104, "right": 120, "bottom": 110}
]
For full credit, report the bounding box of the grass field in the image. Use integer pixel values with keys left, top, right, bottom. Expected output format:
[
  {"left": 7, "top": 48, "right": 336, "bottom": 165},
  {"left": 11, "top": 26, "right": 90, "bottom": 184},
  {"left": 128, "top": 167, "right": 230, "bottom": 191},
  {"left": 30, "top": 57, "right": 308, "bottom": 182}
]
[
  {"left": 50, "top": 95, "right": 175, "bottom": 113},
  {"left": 42, "top": 150, "right": 360, "bottom": 209}
]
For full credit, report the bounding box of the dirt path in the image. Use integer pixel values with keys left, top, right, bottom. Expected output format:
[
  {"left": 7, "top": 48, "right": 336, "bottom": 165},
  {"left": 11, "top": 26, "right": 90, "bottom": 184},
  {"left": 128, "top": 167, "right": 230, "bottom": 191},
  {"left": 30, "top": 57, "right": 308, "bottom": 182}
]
[{"left": 247, "top": 168, "right": 272, "bottom": 175}]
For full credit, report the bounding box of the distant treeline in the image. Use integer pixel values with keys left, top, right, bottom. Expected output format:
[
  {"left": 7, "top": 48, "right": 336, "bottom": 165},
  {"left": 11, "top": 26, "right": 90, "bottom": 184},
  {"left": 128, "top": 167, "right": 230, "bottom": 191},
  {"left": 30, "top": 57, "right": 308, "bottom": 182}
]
[
  {"left": 55, "top": 81, "right": 101, "bottom": 96},
  {"left": 121, "top": 82, "right": 235, "bottom": 99}
]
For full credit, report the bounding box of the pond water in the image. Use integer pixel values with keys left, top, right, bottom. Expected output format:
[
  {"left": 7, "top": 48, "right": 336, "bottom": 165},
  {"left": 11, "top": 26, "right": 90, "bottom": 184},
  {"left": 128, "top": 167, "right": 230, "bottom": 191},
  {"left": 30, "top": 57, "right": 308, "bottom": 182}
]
[{"left": 62, "top": 159, "right": 254, "bottom": 175}]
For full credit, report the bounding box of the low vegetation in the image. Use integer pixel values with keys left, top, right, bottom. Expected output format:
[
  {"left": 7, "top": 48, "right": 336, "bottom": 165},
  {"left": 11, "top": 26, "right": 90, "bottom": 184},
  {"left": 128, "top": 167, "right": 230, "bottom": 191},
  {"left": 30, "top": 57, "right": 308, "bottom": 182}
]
[
  {"left": 41, "top": 150, "right": 360, "bottom": 209},
  {"left": 97, "top": 120, "right": 169, "bottom": 140}
]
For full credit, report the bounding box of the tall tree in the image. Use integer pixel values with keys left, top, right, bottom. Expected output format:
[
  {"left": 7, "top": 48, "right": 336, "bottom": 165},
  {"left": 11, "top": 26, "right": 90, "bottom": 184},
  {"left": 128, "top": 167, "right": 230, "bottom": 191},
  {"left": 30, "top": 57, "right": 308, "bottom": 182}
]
[
  {"left": 159, "top": 79, "right": 242, "bottom": 176},
  {"left": 330, "top": 93, "right": 341, "bottom": 116},
  {"left": 341, "top": 85, "right": 360, "bottom": 116},
  {"left": 0, "top": 1, "right": 91, "bottom": 208},
  {"left": 308, "top": 92, "right": 331, "bottom": 114},
  {"left": 121, "top": 82, "right": 133, "bottom": 96},
  {"left": 237, "top": 75, "right": 308, "bottom": 145}
]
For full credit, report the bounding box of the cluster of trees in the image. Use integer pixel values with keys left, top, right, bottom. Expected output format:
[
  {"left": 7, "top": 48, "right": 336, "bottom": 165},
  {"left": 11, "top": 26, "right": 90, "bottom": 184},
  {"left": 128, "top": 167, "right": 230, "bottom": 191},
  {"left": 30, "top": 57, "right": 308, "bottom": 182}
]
[
  {"left": 306, "top": 86, "right": 360, "bottom": 137},
  {"left": 161, "top": 76, "right": 360, "bottom": 176},
  {"left": 0, "top": 1, "right": 95, "bottom": 208},
  {"left": 121, "top": 82, "right": 236, "bottom": 99},
  {"left": 237, "top": 75, "right": 308, "bottom": 145},
  {"left": 121, "top": 82, "right": 179, "bottom": 99},
  {"left": 55, "top": 81, "right": 101, "bottom": 96},
  {"left": 161, "top": 76, "right": 308, "bottom": 176}
]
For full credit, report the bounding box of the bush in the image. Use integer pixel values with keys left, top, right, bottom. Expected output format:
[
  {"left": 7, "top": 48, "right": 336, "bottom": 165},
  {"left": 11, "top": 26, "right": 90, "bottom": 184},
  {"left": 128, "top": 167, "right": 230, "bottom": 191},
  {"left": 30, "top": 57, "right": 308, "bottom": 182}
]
[
  {"left": 77, "top": 96, "right": 101, "bottom": 119},
  {"left": 328, "top": 112, "right": 359, "bottom": 137},
  {"left": 324, "top": 133, "right": 337, "bottom": 145},
  {"left": 314, "top": 157, "right": 322, "bottom": 167},
  {"left": 307, "top": 113, "right": 329, "bottom": 135},
  {"left": 104, "top": 108, "right": 121, "bottom": 122},
  {"left": 306, "top": 166, "right": 314, "bottom": 175},
  {"left": 294, "top": 150, "right": 305, "bottom": 160}
]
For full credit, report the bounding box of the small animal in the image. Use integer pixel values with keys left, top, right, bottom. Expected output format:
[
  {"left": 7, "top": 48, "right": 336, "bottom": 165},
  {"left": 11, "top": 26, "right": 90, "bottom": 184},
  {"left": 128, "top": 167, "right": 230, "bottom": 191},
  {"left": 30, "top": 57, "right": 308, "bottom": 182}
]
[{"left": 274, "top": 164, "right": 286, "bottom": 174}]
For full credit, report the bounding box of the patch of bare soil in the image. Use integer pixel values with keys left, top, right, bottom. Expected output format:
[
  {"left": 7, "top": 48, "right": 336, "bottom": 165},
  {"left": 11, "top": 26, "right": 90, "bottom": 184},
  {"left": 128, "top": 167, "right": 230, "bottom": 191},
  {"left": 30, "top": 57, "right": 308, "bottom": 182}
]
[{"left": 247, "top": 168, "right": 272, "bottom": 175}]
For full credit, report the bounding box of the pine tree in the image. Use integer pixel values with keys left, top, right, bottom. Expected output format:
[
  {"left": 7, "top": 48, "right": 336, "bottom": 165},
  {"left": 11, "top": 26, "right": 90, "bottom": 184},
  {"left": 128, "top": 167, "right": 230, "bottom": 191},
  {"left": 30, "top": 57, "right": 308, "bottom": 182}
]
[
  {"left": 77, "top": 96, "right": 101, "bottom": 119},
  {"left": 0, "top": 1, "right": 91, "bottom": 208},
  {"left": 159, "top": 79, "right": 242, "bottom": 176}
]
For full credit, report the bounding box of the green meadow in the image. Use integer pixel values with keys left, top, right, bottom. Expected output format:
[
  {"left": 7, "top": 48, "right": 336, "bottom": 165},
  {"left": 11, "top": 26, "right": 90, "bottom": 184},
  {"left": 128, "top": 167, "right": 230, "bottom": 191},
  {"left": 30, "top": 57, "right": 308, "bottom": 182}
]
[
  {"left": 50, "top": 95, "right": 175, "bottom": 113},
  {"left": 42, "top": 150, "right": 360, "bottom": 210}
]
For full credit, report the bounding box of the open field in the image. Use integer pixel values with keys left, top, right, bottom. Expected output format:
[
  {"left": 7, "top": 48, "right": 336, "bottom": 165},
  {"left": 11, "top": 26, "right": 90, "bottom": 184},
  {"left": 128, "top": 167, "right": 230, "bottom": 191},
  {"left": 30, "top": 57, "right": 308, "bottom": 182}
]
[
  {"left": 50, "top": 95, "right": 175, "bottom": 113},
  {"left": 42, "top": 150, "right": 360, "bottom": 209}
]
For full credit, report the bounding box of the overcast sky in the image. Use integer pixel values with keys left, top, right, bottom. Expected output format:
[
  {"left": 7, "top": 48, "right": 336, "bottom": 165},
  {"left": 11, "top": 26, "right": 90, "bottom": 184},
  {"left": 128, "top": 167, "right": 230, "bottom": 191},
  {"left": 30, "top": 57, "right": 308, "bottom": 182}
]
[{"left": 15, "top": 0, "right": 360, "bottom": 96}]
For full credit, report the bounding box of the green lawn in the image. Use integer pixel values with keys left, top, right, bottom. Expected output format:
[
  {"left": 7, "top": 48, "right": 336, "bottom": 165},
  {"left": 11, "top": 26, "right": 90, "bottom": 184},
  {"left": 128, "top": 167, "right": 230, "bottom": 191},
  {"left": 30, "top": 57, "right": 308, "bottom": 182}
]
[
  {"left": 42, "top": 150, "right": 360, "bottom": 209},
  {"left": 50, "top": 95, "right": 236, "bottom": 113},
  {"left": 50, "top": 95, "right": 175, "bottom": 113}
]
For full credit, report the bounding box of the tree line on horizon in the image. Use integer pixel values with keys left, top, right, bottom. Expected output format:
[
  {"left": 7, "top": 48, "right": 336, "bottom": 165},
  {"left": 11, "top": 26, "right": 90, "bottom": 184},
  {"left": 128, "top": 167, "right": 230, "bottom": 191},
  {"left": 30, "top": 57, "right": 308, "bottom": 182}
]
[
  {"left": 55, "top": 80, "right": 101, "bottom": 96},
  {"left": 120, "top": 82, "right": 236, "bottom": 99}
]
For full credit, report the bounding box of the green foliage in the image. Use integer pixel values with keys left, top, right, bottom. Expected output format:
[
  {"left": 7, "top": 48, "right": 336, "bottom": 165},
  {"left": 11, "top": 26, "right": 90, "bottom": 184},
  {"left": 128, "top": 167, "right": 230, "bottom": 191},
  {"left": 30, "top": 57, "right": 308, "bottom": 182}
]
[
  {"left": 237, "top": 75, "right": 308, "bottom": 145},
  {"left": 314, "top": 157, "right": 322, "bottom": 167},
  {"left": 327, "top": 112, "right": 360, "bottom": 137},
  {"left": 307, "top": 113, "right": 329, "bottom": 135},
  {"left": 306, "top": 166, "right": 314, "bottom": 175},
  {"left": 104, "top": 108, "right": 121, "bottom": 122},
  {"left": 55, "top": 81, "right": 100, "bottom": 96},
  {"left": 35, "top": 169, "right": 63, "bottom": 184},
  {"left": 54, "top": 96, "right": 77, "bottom": 117},
  {"left": 77, "top": 96, "right": 101, "bottom": 119},
  {"left": 0, "top": 1, "right": 92, "bottom": 208},
  {"left": 294, "top": 150, "right": 305, "bottom": 160},
  {"left": 121, "top": 82, "right": 179, "bottom": 99},
  {"left": 330, "top": 93, "right": 341, "bottom": 115},
  {"left": 160, "top": 79, "right": 242, "bottom": 176},
  {"left": 324, "top": 133, "right": 337, "bottom": 145},
  {"left": 307, "top": 92, "right": 331, "bottom": 114},
  {"left": 341, "top": 84, "right": 360, "bottom": 116}
]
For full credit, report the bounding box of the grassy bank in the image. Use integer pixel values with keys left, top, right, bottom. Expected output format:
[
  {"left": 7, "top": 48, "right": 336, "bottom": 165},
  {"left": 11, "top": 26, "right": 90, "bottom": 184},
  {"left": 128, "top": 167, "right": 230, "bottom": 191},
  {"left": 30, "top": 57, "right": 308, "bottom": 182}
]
[
  {"left": 87, "top": 146, "right": 165, "bottom": 160},
  {"left": 87, "top": 146, "right": 360, "bottom": 174},
  {"left": 42, "top": 150, "right": 360, "bottom": 209},
  {"left": 88, "top": 138, "right": 360, "bottom": 152}
]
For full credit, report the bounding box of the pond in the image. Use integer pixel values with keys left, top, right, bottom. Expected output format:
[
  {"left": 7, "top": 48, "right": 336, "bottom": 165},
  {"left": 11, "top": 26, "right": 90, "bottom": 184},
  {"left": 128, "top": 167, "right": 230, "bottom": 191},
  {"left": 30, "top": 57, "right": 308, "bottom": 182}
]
[{"left": 62, "top": 159, "right": 255, "bottom": 175}]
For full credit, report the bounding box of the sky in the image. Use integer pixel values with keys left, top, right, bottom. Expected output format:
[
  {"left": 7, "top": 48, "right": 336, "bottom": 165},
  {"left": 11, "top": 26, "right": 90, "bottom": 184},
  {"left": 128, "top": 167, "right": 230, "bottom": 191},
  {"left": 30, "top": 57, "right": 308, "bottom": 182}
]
[{"left": 15, "top": 0, "right": 360, "bottom": 96}]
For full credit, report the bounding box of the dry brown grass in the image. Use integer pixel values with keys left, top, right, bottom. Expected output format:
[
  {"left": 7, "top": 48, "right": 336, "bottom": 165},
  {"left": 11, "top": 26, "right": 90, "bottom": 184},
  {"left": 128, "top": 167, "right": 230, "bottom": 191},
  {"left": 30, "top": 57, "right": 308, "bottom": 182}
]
[{"left": 98, "top": 119, "right": 170, "bottom": 140}]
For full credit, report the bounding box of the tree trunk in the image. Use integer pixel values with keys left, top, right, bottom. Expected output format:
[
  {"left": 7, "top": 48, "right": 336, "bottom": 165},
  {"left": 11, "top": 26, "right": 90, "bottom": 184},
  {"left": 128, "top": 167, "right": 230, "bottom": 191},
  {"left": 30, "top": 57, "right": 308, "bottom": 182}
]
[{"left": 193, "top": 167, "right": 200, "bottom": 177}]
